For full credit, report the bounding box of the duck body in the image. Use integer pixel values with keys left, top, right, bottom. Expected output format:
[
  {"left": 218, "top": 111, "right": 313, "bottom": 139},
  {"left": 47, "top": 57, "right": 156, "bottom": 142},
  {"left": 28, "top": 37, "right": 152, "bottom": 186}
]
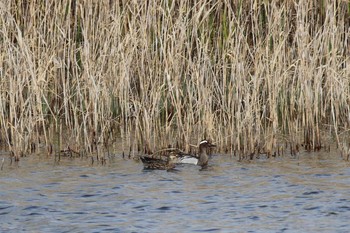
[
  {"left": 176, "top": 154, "right": 199, "bottom": 165},
  {"left": 139, "top": 140, "right": 216, "bottom": 169},
  {"left": 175, "top": 140, "right": 216, "bottom": 167},
  {"left": 140, "top": 155, "right": 176, "bottom": 170}
]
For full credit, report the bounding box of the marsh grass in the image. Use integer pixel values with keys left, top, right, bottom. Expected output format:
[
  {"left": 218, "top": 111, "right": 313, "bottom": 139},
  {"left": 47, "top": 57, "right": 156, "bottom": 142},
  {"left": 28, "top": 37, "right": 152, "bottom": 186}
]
[{"left": 0, "top": 1, "right": 349, "bottom": 160}]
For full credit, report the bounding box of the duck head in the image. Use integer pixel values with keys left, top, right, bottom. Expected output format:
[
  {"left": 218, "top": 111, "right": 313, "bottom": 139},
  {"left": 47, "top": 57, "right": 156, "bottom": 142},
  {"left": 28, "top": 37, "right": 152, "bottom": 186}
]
[{"left": 198, "top": 140, "right": 216, "bottom": 167}]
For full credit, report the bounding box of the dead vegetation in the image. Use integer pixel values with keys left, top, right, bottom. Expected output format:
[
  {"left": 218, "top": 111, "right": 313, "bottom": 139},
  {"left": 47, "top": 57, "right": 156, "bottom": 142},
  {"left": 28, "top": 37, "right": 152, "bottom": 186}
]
[{"left": 0, "top": 1, "right": 350, "bottom": 161}]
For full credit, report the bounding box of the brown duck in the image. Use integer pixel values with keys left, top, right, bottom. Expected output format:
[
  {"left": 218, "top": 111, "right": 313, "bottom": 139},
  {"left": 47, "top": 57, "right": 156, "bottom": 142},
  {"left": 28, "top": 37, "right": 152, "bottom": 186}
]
[
  {"left": 176, "top": 140, "right": 216, "bottom": 168},
  {"left": 140, "top": 154, "right": 177, "bottom": 170}
]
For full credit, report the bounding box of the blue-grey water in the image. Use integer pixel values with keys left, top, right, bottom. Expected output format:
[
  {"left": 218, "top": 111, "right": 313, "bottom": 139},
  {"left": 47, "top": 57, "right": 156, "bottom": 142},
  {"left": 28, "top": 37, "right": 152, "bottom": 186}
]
[{"left": 1, "top": 149, "right": 350, "bottom": 232}]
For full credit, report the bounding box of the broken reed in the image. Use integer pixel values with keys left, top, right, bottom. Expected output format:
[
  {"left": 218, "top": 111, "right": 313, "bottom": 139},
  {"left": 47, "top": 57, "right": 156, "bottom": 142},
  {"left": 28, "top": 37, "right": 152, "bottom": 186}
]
[{"left": 0, "top": 0, "right": 350, "bottom": 160}]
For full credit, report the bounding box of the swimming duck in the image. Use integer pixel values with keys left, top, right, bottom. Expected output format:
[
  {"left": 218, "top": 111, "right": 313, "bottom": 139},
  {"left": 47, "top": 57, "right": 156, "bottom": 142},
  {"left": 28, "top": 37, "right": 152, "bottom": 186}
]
[
  {"left": 140, "top": 154, "right": 177, "bottom": 170},
  {"left": 139, "top": 140, "right": 216, "bottom": 170},
  {"left": 176, "top": 140, "right": 216, "bottom": 167}
]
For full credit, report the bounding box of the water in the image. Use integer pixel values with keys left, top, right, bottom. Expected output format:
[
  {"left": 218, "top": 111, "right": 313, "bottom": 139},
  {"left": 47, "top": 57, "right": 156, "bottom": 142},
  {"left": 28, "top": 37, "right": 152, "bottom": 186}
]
[{"left": 1, "top": 149, "right": 350, "bottom": 232}]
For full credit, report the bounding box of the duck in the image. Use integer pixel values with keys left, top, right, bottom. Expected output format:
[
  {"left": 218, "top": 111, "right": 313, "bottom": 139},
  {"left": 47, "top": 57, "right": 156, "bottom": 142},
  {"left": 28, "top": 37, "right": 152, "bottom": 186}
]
[
  {"left": 139, "top": 139, "right": 216, "bottom": 170},
  {"left": 176, "top": 140, "right": 216, "bottom": 167},
  {"left": 140, "top": 154, "right": 177, "bottom": 170}
]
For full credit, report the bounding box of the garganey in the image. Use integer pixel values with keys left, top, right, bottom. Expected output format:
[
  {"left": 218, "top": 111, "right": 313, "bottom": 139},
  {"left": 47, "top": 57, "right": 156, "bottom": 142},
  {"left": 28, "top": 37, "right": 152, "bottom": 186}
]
[
  {"left": 176, "top": 140, "right": 216, "bottom": 168},
  {"left": 139, "top": 140, "right": 216, "bottom": 170}
]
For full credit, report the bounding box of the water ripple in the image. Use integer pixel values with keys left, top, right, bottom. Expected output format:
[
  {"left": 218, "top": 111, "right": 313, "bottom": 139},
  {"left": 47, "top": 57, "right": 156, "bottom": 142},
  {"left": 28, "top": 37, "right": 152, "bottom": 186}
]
[{"left": 1, "top": 151, "right": 350, "bottom": 232}]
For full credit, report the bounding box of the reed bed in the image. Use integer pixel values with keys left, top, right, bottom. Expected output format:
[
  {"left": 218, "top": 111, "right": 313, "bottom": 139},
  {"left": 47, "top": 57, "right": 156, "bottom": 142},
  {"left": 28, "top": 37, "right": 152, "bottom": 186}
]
[{"left": 0, "top": 0, "right": 350, "bottom": 160}]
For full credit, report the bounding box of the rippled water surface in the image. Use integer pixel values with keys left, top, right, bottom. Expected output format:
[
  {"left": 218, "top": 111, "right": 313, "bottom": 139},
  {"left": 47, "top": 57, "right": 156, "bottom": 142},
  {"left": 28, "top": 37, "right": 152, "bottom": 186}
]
[{"left": 1, "top": 149, "right": 350, "bottom": 232}]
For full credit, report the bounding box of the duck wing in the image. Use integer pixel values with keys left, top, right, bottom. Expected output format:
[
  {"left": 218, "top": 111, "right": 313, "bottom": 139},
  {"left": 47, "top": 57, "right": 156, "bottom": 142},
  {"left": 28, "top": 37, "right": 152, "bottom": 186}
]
[
  {"left": 140, "top": 156, "right": 174, "bottom": 170},
  {"left": 140, "top": 156, "right": 165, "bottom": 164}
]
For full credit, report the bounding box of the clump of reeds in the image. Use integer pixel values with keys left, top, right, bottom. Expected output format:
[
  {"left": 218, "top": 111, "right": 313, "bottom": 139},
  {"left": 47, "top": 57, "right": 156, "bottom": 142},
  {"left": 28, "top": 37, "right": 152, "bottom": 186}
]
[{"left": 0, "top": 1, "right": 349, "bottom": 160}]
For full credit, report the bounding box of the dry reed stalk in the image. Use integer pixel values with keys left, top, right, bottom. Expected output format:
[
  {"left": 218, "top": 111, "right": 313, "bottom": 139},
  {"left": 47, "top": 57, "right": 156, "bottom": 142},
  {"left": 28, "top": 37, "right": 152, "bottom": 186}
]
[{"left": 0, "top": 157, "right": 4, "bottom": 170}]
